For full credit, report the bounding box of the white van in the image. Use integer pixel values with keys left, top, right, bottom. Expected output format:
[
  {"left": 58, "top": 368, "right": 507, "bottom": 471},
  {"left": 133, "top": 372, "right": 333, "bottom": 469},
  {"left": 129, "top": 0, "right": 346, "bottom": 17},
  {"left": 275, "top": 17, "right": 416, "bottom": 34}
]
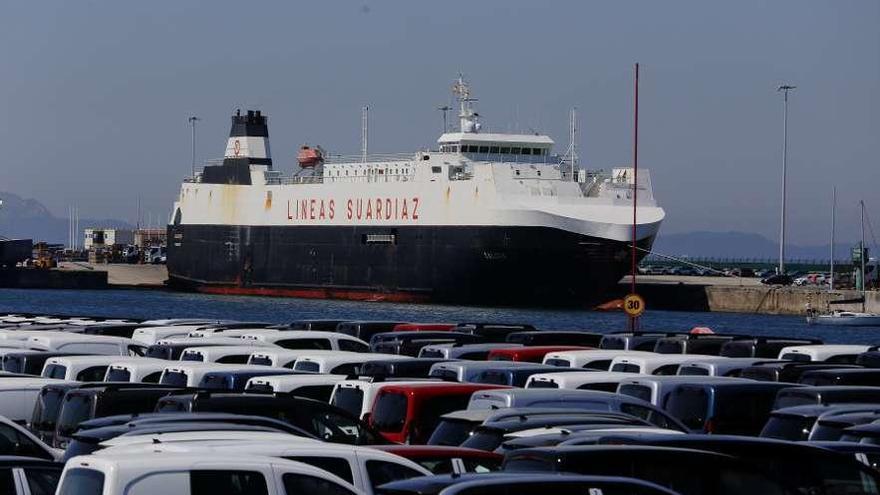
[
  {"left": 248, "top": 349, "right": 344, "bottom": 368},
  {"left": 777, "top": 344, "right": 872, "bottom": 363},
  {"left": 180, "top": 345, "right": 279, "bottom": 364},
  {"left": 57, "top": 452, "right": 363, "bottom": 495},
  {"left": 330, "top": 379, "right": 437, "bottom": 419},
  {"left": 158, "top": 362, "right": 275, "bottom": 387},
  {"left": 525, "top": 371, "right": 637, "bottom": 392},
  {"left": 93, "top": 442, "right": 427, "bottom": 495},
  {"left": 104, "top": 358, "right": 170, "bottom": 383},
  {"left": 242, "top": 331, "right": 370, "bottom": 353},
  {"left": 131, "top": 325, "right": 206, "bottom": 345},
  {"left": 28, "top": 334, "right": 146, "bottom": 356},
  {"left": 189, "top": 328, "right": 280, "bottom": 338},
  {"left": 42, "top": 356, "right": 149, "bottom": 381},
  {"left": 291, "top": 352, "right": 405, "bottom": 375},
  {"left": 0, "top": 377, "right": 73, "bottom": 424},
  {"left": 542, "top": 350, "right": 655, "bottom": 370},
  {"left": 608, "top": 354, "right": 720, "bottom": 375}
]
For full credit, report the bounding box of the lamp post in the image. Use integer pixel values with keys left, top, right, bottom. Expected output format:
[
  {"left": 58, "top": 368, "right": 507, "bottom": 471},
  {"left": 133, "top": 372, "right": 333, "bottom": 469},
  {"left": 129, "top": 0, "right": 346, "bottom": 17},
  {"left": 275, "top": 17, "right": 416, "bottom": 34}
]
[
  {"left": 777, "top": 85, "right": 796, "bottom": 275},
  {"left": 188, "top": 116, "right": 201, "bottom": 178}
]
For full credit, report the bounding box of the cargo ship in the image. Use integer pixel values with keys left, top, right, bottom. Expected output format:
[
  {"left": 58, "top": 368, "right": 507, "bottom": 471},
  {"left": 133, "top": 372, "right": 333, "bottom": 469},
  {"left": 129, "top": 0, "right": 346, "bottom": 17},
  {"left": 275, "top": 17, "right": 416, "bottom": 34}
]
[{"left": 166, "top": 77, "right": 665, "bottom": 305}]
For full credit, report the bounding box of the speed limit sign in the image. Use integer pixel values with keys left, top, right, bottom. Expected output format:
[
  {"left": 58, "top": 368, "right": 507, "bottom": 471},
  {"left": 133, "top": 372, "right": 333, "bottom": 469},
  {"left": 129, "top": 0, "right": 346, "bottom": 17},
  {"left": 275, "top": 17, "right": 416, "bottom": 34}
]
[{"left": 623, "top": 293, "right": 646, "bottom": 317}]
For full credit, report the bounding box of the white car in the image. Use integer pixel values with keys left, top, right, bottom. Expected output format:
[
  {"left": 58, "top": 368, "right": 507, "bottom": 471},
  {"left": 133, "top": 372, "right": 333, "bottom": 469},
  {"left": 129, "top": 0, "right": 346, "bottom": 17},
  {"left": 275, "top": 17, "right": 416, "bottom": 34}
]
[
  {"left": 41, "top": 355, "right": 149, "bottom": 382},
  {"left": 57, "top": 452, "right": 363, "bottom": 495},
  {"left": 241, "top": 331, "right": 370, "bottom": 353},
  {"left": 0, "top": 377, "right": 74, "bottom": 425},
  {"left": 245, "top": 374, "right": 348, "bottom": 401}
]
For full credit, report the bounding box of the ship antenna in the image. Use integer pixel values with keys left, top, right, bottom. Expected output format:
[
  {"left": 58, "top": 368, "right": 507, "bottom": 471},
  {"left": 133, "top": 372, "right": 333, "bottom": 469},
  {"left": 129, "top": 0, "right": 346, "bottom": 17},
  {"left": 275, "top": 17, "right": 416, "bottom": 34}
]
[
  {"left": 452, "top": 74, "right": 479, "bottom": 133},
  {"left": 563, "top": 107, "right": 579, "bottom": 181},
  {"left": 361, "top": 105, "right": 369, "bottom": 164}
]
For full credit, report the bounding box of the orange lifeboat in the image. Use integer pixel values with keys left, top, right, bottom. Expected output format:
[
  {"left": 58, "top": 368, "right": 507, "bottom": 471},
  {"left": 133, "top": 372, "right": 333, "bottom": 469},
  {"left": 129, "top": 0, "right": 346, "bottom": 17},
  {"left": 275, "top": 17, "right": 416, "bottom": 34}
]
[{"left": 297, "top": 145, "right": 324, "bottom": 167}]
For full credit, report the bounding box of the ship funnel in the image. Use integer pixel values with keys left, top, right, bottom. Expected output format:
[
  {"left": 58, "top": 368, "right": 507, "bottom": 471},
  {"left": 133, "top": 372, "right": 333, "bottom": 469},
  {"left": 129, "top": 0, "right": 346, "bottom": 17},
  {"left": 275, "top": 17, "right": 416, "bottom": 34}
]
[{"left": 223, "top": 109, "right": 272, "bottom": 168}]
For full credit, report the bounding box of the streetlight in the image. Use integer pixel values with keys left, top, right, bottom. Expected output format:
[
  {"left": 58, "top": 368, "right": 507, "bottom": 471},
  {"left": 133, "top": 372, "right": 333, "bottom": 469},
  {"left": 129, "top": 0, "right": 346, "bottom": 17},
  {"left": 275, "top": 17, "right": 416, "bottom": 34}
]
[
  {"left": 188, "top": 116, "right": 201, "bottom": 178},
  {"left": 777, "top": 84, "right": 796, "bottom": 275}
]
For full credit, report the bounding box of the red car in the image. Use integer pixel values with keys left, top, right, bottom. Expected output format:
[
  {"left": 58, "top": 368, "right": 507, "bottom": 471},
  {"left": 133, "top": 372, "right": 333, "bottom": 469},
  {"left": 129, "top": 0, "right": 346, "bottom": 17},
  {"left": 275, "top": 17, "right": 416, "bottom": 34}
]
[
  {"left": 368, "top": 382, "right": 508, "bottom": 444},
  {"left": 371, "top": 445, "right": 502, "bottom": 474},
  {"left": 487, "top": 346, "right": 593, "bottom": 363},
  {"left": 393, "top": 323, "right": 457, "bottom": 332}
]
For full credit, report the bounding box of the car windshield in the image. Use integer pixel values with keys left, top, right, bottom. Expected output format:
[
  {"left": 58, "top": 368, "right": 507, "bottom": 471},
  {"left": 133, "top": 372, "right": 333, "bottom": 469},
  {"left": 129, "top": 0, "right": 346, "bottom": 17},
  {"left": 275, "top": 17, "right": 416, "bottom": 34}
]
[
  {"left": 780, "top": 353, "right": 812, "bottom": 362},
  {"left": 679, "top": 366, "right": 710, "bottom": 376},
  {"left": 420, "top": 349, "right": 445, "bottom": 358},
  {"left": 200, "top": 374, "right": 232, "bottom": 390},
  {"left": 2, "top": 355, "right": 24, "bottom": 373},
  {"left": 610, "top": 363, "right": 641, "bottom": 373},
  {"left": 293, "top": 361, "right": 321, "bottom": 373},
  {"left": 544, "top": 358, "right": 571, "bottom": 367},
  {"left": 43, "top": 364, "right": 68, "bottom": 379},
  {"left": 666, "top": 387, "right": 709, "bottom": 430},
  {"left": 476, "top": 370, "right": 511, "bottom": 386},
  {"left": 105, "top": 368, "right": 132, "bottom": 382},
  {"left": 57, "top": 394, "right": 94, "bottom": 437},
  {"left": 372, "top": 392, "right": 407, "bottom": 433},
  {"left": 529, "top": 379, "right": 559, "bottom": 389},
  {"left": 181, "top": 352, "right": 204, "bottom": 362},
  {"left": 431, "top": 369, "right": 459, "bottom": 381},
  {"left": 145, "top": 347, "right": 171, "bottom": 359},
  {"left": 618, "top": 384, "right": 653, "bottom": 403},
  {"left": 774, "top": 392, "right": 815, "bottom": 409},
  {"left": 160, "top": 371, "right": 189, "bottom": 387},
  {"left": 761, "top": 415, "right": 815, "bottom": 441},
  {"left": 57, "top": 468, "right": 104, "bottom": 495},
  {"left": 460, "top": 428, "right": 504, "bottom": 451},
  {"left": 249, "top": 356, "right": 274, "bottom": 366},
  {"left": 32, "top": 388, "right": 67, "bottom": 432},
  {"left": 810, "top": 421, "right": 848, "bottom": 441},
  {"left": 331, "top": 387, "right": 364, "bottom": 417},
  {"left": 427, "top": 418, "right": 476, "bottom": 446}
]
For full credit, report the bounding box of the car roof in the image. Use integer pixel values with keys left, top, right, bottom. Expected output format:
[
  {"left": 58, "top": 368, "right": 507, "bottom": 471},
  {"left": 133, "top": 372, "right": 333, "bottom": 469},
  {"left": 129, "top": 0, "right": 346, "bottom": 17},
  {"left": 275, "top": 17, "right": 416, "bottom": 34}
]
[
  {"left": 247, "top": 374, "right": 347, "bottom": 386},
  {"left": 45, "top": 355, "right": 135, "bottom": 366},
  {"left": 371, "top": 444, "right": 502, "bottom": 458},
  {"left": 779, "top": 385, "right": 880, "bottom": 394},
  {"left": 379, "top": 382, "right": 507, "bottom": 396},
  {"left": 0, "top": 456, "right": 62, "bottom": 468},
  {"left": 779, "top": 344, "right": 871, "bottom": 356}
]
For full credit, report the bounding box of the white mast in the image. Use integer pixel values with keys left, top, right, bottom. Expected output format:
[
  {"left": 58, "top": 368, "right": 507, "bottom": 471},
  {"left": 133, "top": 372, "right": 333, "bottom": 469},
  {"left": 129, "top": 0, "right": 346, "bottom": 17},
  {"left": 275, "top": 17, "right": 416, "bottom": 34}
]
[
  {"left": 361, "top": 105, "right": 369, "bottom": 164},
  {"left": 830, "top": 186, "right": 836, "bottom": 292},
  {"left": 564, "top": 107, "right": 579, "bottom": 180},
  {"left": 452, "top": 74, "right": 479, "bottom": 133}
]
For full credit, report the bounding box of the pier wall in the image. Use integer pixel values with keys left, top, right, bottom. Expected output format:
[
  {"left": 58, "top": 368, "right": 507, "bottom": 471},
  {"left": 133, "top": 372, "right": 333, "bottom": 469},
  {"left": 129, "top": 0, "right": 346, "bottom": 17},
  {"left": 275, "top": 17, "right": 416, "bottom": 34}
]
[{"left": 626, "top": 281, "right": 880, "bottom": 315}]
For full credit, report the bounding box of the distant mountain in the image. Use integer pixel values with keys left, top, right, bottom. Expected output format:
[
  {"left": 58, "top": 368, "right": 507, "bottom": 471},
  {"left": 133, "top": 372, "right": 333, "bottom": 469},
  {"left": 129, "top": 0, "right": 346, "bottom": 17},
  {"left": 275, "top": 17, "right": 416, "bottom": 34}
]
[
  {"left": 0, "top": 191, "right": 133, "bottom": 245},
  {"left": 653, "top": 231, "right": 851, "bottom": 261}
]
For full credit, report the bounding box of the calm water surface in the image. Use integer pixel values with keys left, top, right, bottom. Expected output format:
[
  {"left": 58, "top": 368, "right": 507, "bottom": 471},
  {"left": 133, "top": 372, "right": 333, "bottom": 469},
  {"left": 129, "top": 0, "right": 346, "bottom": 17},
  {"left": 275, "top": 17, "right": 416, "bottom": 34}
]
[{"left": 1, "top": 288, "right": 877, "bottom": 345}]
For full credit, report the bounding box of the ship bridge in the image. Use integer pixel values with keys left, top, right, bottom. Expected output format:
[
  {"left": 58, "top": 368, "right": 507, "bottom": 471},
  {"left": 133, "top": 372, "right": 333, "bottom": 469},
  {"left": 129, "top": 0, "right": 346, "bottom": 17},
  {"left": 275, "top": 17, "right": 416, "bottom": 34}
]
[{"left": 437, "top": 132, "right": 554, "bottom": 164}]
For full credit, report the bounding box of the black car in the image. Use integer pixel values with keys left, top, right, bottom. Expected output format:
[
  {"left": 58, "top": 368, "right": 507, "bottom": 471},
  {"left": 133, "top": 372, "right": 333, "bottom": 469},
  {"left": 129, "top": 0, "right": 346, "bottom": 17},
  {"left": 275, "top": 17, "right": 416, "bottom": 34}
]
[
  {"left": 31, "top": 383, "right": 84, "bottom": 443},
  {"left": 2, "top": 352, "right": 83, "bottom": 375},
  {"left": 53, "top": 384, "right": 185, "bottom": 447},
  {"left": 665, "top": 381, "right": 797, "bottom": 435},
  {"left": 590, "top": 433, "right": 880, "bottom": 495},
  {"left": 359, "top": 358, "right": 455, "bottom": 379},
  {"left": 505, "top": 331, "right": 602, "bottom": 347},
  {"left": 599, "top": 332, "right": 681, "bottom": 351},
  {"left": 377, "top": 473, "right": 679, "bottom": 495},
  {"left": 798, "top": 368, "right": 880, "bottom": 386},
  {"left": 762, "top": 274, "right": 794, "bottom": 285},
  {"left": 145, "top": 342, "right": 230, "bottom": 360},
  {"left": 740, "top": 362, "right": 863, "bottom": 383},
  {"left": 63, "top": 413, "right": 316, "bottom": 460},
  {"left": 810, "top": 411, "right": 880, "bottom": 441},
  {"left": 472, "top": 365, "right": 575, "bottom": 387},
  {"left": 760, "top": 404, "right": 880, "bottom": 441},
  {"left": 336, "top": 321, "right": 410, "bottom": 342},
  {"left": 460, "top": 413, "right": 653, "bottom": 452},
  {"left": 653, "top": 334, "right": 750, "bottom": 356},
  {"left": 370, "top": 332, "right": 480, "bottom": 356},
  {"left": 0, "top": 456, "right": 63, "bottom": 495},
  {"left": 503, "top": 445, "right": 798, "bottom": 495},
  {"left": 154, "top": 391, "right": 388, "bottom": 445},
  {"left": 451, "top": 323, "right": 536, "bottom": 343},
  {"left": 286, "top": 320, "right": 346, "bottom": 331},
  {"left": 197, "top": 368, "right": 301, "bottom": 392},
  {"left": 773, "top": 386, "right": 880, "bottom": 410},
  {"left": 720, "top": 337, "right": 823, "bottom": 358}
]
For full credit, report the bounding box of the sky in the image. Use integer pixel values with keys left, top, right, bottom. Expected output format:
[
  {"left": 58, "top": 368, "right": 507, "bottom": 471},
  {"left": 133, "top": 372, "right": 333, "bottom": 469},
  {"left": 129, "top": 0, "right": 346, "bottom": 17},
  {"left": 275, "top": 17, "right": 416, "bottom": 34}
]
[{"left": 0, "top": 0, "right": 878, "bottom": 245}]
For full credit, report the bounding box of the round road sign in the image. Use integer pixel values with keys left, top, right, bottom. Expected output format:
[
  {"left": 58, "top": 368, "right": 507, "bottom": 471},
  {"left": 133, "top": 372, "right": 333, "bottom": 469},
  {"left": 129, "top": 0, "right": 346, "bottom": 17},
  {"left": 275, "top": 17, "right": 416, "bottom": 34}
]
[{"left": 623, "top": 293, "right": 645, "bottom": 317}]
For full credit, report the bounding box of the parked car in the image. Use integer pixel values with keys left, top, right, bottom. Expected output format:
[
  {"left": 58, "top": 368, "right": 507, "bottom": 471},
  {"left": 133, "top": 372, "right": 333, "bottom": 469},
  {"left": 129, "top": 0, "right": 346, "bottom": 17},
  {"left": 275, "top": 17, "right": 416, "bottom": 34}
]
[
  {"left": 41, "top": 355, "right": 149, "bottom": 382},
  {"left": 103, "top": 359, "right": 169, "bottom": 383},
  {"left": 665, "top": 381, "right": 797, "bottom": 435},
  {"left": 503, "top": 445, "right": 797, "bottom": 495},
  {"left": 676, "top": 357, "right": 779, "bottom": 377},
  {"left": 428, "top": 361, "right": 538, "bottom": 383},
  {"left": 809, "top": 411, "right": 880, "bottom": 441},
  {"left": 486, "top": 346, "right": 592, "bottom": 363},
  {"left": 181, "top": 345, "right": 282, "bottom": 364},
  {"left": 777, "top": 344, "right": 872, "bottom": 363},
  {"left": 358, "top": 358, "right": 454, "bottom": 379},
  {"left": 248, "top": 349, "right": 343, "bottom": 368},
  {"left": 526, "top": 371, "right": 637, "bottom": 392},
  {"left": 336, "top": 321, "right": 410, "bottom": 342},
  {"left": 159, "top": 362, "right": 274, "bottom": 387},
  {"left": 3, "top": 351, "right": 83, "bottom": 376},
  {"left": 608, "top": 354, "right": 716, "bottom": 375},
  {"left": 504, "top": 331, "right": 602, "bottom": 347},
  {"left": 616, "top": 375, "right": 749, "bottom": 407},
  {"left": 56, "top": 452, "right": 359, "bottom": 495},
  {"left": 720, "top": 337, "right": 823, "bottom": 358},
  {"left": 245, "top": 374, "right": 348, "bottom": 401},
  {"left": 376, "top": 473, "right": 680, "bottom": 495},
  {"left": 330, "top": 379, "right": 439, "bottom": 420},
  {"left": 590, "top": 433, "right": 880, "bottom": 495},
  {"left": 740, "top": 361, "right": 863, "bottom": 383},
  {"left": 653, "top": 334, "right": 748, "bottom": 356},
  {"left": 451, "top": 323, "right": 536, "bottom": 343},
  {"left": 773, "top": 386, "right": 880, "bottom": 409},
  {"left": 369, "top": 382, "right": 507, "bottom": 443},
  {"left": 370, "top": 332, "right": 480, "bottom": 356},
  {"left": 27, "top": 334, "right": 146, "bottom": 356},
  {"left": 760, "top": 404, "right": 880, "bottom": 441},
  {"left": 198, "top": 368, "right": 302, "bottom": 392},
  {"left": 762, "top": 273, "right": 794, "bottom": 285},
  {"left": 542, "top": 349, "right": 654, "bottom": 370},
  {"left": 599, "top": 332, "right": 680, "bottom": 351},
  {"left": 130, "top": 325, "right": 206, "bottom": 345},
  {"left": 0, "top": 377, "right": 73, "bottom": 425},
  {"left": 292, "top": 352, "right": 406, "bottom": 375},
  {"left": 370, "top": 445, "right": 502, "bottom": 475},
  {"left": 798, "top": 368, "right": 880, "bottom": 386},
  {"left": 155, "top": 392, "right": 386, "bottom": 445},
  {"left": 242, "top": 331, "right": 370, "bottom": 352},
  {"left": 0, "top": 415, "right": 61, "bottom": 460},
  {"left": 472, "top": 365, "right": 574, "bottom": 387},
  {"left": 419, "top": 343, "right": 521, "bottom": 360}
]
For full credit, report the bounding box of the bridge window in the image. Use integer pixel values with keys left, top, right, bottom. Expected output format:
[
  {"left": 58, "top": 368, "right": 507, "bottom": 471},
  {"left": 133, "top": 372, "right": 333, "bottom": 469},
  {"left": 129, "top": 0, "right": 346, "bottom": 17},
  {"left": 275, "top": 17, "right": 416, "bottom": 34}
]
[
  {"left": 533, "top": 148, "right": 544, "bottom": 156},
  {"left": 521, "top": 148, "right": 532, "bottom": 155},
  {"left": 511, "top": 148, "right": 521, "bottom": 155},
  {"left": 489, "top": 146, "right": 499, "bottom": 153},
  {"left": 500, "top": 147, "right": 510, "bottom": 154},
  {"left": 478, "top": 146, "right": 489, "bottom": 153}
]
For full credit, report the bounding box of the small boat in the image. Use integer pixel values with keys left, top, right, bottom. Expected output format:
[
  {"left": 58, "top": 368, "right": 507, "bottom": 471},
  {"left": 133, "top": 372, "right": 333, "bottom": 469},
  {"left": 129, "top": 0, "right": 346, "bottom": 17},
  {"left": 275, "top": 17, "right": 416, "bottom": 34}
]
[{"left": 807, "top": 310, "right": 880, "bottom": 327}]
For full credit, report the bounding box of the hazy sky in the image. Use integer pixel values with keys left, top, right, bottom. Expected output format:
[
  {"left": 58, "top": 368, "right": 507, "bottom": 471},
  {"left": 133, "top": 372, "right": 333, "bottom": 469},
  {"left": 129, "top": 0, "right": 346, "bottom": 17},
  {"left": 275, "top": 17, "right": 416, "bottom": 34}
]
[{"left": 1, "top": 1, "right": 877, "bottom": 245}]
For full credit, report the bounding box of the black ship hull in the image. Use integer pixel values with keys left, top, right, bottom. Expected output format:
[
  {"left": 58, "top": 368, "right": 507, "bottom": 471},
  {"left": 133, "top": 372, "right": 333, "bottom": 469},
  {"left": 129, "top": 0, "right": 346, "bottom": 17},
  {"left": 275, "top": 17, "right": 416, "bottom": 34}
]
[{"left": 166, "top": 224, "right": 653, "bottom": 307}]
